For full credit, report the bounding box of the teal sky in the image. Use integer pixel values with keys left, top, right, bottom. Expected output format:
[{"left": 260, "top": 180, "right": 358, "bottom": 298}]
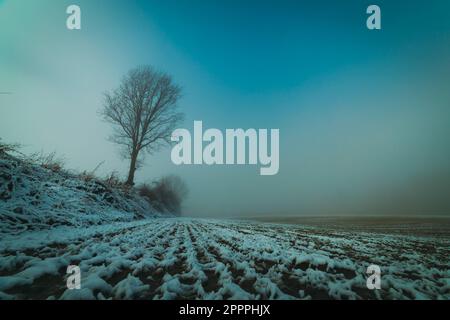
[{"left": 1, "top": 0, "right": 450, "bottom": 216}]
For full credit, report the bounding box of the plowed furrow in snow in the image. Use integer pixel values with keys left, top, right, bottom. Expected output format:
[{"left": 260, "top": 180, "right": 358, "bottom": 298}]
[{"left": 0, "top": 218, "right": 448, "bottom": 300}]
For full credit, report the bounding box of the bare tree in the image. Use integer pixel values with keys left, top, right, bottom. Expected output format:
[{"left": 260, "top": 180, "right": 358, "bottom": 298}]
[{"left": 101, "top": 66, "right": 183, "bottom": 186}]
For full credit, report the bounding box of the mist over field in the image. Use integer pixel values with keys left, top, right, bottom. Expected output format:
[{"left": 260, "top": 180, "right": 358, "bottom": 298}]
[
  {"left": 0, "top": 0, "right": 449, "bottom": 302},
  {"left": 1, "top": 0, "right": 450, "bottom": 217}
]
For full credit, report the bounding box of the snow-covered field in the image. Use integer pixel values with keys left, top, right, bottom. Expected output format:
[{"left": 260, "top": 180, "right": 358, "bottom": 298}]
[
  {"left": 1, "top": 153, "right": 449, "bottom": 300},
  {"left": 0, "top": 218, "right": 449, "bottom": 300}
]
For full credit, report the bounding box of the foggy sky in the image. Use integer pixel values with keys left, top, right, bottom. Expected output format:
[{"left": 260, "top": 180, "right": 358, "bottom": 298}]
[{"left": 1, "top": 0, "right": 450, "bottom": 217}]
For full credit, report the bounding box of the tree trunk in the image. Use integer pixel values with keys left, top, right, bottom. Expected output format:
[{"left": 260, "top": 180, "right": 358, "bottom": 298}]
[{"left": 126, "top": 150, "right": 138, "bottom": 186}]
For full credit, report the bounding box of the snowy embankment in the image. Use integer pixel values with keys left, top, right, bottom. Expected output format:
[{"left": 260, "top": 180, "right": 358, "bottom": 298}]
[
  {"left": 0, "top": 153, "right": 161, "bottom": 234},
  {"left": 0, "top": 153, "right": 449, "bottom": 300}
]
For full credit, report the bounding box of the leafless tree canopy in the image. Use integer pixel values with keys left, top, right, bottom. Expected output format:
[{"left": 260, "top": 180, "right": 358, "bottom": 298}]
[{"left": 101, "top": 66, "right": 183, "bottom": 185}]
